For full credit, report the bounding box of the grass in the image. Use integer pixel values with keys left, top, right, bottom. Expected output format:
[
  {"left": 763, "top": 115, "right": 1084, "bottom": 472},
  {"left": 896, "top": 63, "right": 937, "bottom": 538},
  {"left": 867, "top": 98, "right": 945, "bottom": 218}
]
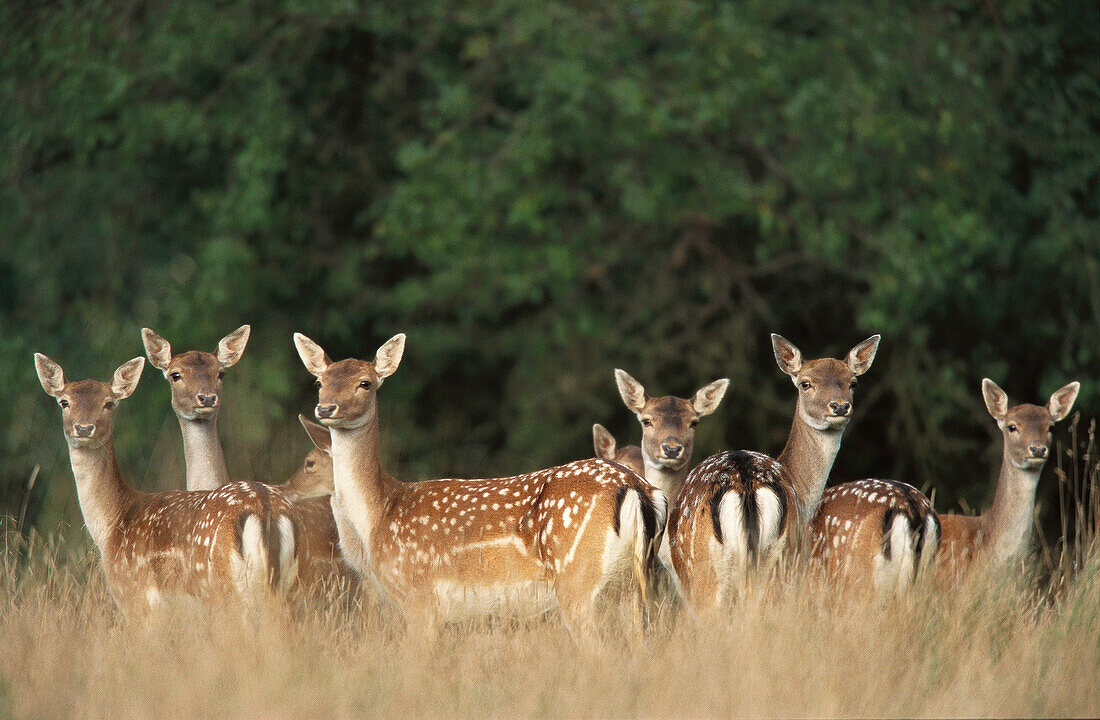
[{"left": 1, "top": 417, "right": 1097, "bottom": 719}]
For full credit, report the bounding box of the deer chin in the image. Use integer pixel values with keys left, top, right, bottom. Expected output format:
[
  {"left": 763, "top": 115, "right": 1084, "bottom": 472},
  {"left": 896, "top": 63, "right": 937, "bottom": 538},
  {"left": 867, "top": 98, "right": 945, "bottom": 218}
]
[
  {"left": 180, "top": 406, "right": 217, "bottom": 421},
  {"left": 316, "top": 413, "right": 372, "bottom": 431},
  {"left": 652, "top": 455, "right": 689, "bottom": 472},
  {"left": 1013, "top": 456, "right": 1047, "bottom": 471},
  {"left": 66, "top": 434, "right": 103, "bottom": 449}
]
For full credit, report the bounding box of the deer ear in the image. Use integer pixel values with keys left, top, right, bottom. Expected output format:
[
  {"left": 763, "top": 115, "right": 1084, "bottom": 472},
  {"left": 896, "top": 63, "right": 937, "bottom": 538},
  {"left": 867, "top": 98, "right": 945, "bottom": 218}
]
[
  {"left": 693, "top": 378, "right": 729, "bottom": 416},
  {"left": 592, "top": 423, "right": 617, "bottom": 460},
  {"left": 216, "top": 325, "right": 251, "bottom": 368},
  {"left": 34, "top": 353, "right": 67, "bottom": 398},
  {"left": 614, "top": 369, "right": 648, "bottom": 413},
  {"left": 847, "top": 334, "right": 881, "bottom": 376},
  {"left": 1047, "top": 381, "right": 1080, "bottom": 423},
  {"left": 982, "top": 378, "right": 1009, "bottom": 421},
  {"left": 373, "top": 333, "right": 406, "bottom": 380},
  {"left": 771, "top": 334, "right": 803, "bottom": 377},
  {"left": 111, "top": 357, "right": 145, "bottom": 399},
  {"left": 299, "top": 413, "right": 332, "bottom": 454},
  {"left": 141, "top": 328, "right": 173, "bottom": 372},
  {"left": 294, "top": 333, "right": 331, "bottom": 376}
]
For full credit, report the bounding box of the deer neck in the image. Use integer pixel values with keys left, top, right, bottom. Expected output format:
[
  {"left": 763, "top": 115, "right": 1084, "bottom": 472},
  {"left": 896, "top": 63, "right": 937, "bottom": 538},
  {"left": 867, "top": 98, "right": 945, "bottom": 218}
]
[
  {"left": 643, "top": 456, "right": 689, "bottom": 506},
  {"left": 777, "top": 413, "right": 844, "bottom": 523},
  {"left": 178, "top": 415, "right": 229, "bottom": 491},
  {"left": 981, "top": 452, "right": 1042, "bottom": 563},
  {"left": 329, "top": 416, "right": 399, "bottom": 553},
  {"left": 67, "top": 442, "right": 135, "bottom": 552}
]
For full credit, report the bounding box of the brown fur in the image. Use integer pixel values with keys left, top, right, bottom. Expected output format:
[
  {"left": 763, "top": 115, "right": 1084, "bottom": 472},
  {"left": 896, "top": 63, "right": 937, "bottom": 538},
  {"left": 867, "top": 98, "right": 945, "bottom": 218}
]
[
  {"left": 34, "top": 354, "right": 297, "bottom": 612},
  {"left": 281, "top": 415, "right": 335, "bottom": 500},
  {"left": 670, "top": 450, "right": 798, "bottom": 611},
  {"left": 935, "top": 379, "right": 1079, "bottom": 578},
  {"left": 613, "top": 371, "right": 728, "bottom": 508},
  {"left": 142, "top": 327, "right": 353, "bottom": 594},
  {"left": 592, "top": 423, "right": 646, "bottom": 478},
  {"left": 295, "top": 333, "right": 667, "bottom": 633},
  {"left": 811, "top": 479, "right": 938, "bottom": 591},
  {"left": 667, "top": 334, "right": 879, "bottom": 612}
]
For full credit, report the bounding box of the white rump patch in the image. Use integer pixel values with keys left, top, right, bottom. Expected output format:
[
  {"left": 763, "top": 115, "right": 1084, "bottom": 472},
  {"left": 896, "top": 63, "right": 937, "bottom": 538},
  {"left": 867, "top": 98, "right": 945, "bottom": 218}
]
[
  {"left": 231, "top": 515, "right": 267, "bottom": 599},
  {"left": 755, "top": 487, "right": 783, "bottom": 560},
  {"left": 873, "top": 513, "right": 917, "bottom": 594}
]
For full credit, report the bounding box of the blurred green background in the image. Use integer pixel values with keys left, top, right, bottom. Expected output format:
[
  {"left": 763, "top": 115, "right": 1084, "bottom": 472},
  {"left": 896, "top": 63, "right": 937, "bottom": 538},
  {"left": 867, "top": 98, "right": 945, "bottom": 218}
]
[{"left": 1, "top": 1, "right": 1096, "bottom": 541}]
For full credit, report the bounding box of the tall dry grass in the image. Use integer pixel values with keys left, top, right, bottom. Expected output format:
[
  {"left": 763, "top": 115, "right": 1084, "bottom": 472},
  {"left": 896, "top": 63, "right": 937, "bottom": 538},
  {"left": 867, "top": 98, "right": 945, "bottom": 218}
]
[{"left": 1, "top": 419, "right": 1097, "bottom": 719}]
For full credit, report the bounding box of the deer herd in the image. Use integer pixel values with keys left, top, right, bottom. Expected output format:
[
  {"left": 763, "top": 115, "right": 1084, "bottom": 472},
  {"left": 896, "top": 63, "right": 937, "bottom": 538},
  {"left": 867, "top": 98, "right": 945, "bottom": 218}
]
[{"left": 33, "top": 326, "right": 1081, "bottom": 636}]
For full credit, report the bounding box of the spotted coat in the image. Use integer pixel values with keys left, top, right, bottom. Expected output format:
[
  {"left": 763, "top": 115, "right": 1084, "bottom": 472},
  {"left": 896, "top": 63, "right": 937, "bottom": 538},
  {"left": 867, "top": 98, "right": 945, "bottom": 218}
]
[
  {"left": 669, "top": 450, "right": 798, "bottom": 610},
  {"left": 360, "top": 458, "right": 666, "bottom": 624},
  {"left": 810, "top": 478, "right": 939, "bottom": 592},
  {"left": 102, "top": 480, "right": 299, "bottom": 611}
]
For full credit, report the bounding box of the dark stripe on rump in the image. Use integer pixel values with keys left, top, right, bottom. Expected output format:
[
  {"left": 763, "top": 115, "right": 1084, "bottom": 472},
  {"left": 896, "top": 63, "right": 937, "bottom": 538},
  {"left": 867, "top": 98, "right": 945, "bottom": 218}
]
[
  {"left": 235, "top": 513, "right": 249, "bottom": 558},
  {"left": 264, "top": 512, "right": 281, "bottom": 588},
  {"left": 880, "top": 507, "right": 900, "bottom": 560},
  {"left": 706, "top": 451, "right": 770, "bottom": 563},
  {"left": 613, "top": 485, "right": 628, "bottom": 536},
  {"left": 638, "top": 488, "right": 658, "bottom": 545}
]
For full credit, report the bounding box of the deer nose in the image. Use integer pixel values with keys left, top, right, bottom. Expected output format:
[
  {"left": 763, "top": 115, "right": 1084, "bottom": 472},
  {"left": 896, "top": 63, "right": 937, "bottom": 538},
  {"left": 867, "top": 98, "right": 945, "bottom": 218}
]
[
  {"left": 196, "top": 393, "right": 218, "bottom": 408},
  {"left": 661, "top": 442, "right": 683, "bottom": 459},
  {"left": 829, "top": 401, "right": 851, "bottom": 416},
  {"left": 1028, "top": 444, "right": 1048, "bottom": 459},
  {"left": 74, "top": 423, "right": 95, "bottom": 438},
  {"left": 316, "top": 404, "right": 338, "bottom": 419}
]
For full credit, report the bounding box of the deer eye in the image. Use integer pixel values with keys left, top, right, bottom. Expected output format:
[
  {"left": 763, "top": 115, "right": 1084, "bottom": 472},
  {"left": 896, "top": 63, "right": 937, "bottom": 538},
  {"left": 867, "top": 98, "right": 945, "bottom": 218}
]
[
  {"left": 689, "top": 420, "right": 699, "bottom": 428},
  {"left": 359, "top": 380, "right": 372, "bottom": 390},
  {"left": 641, "top": 418, "right": 653, "bottom": 427},
  {"left": 305, "top": 460, "right": 315, "bottom": 469},
  {"left": 104, "top": 400, "right": 116, "bottom": 410},
  {"left": 314, "top": 380, "right": 322, "bottom": 389},
  {"left": 1007, "top": 423, "right": 1018, "bottom": 433},
  {"left": 59, "top": 399, "right": 70, "bottom": 409},
  {"left": 169, "top": 372, "right": 182, "bottom": 382},
  {"left": 799, "top": 381, "right": 811, "bottom": 390},
  {"left": 217, "top": 371, "right": 225, "bottom": 380},
  {"left": 849, "top": 379, "right": 858, "bottom": 389}
]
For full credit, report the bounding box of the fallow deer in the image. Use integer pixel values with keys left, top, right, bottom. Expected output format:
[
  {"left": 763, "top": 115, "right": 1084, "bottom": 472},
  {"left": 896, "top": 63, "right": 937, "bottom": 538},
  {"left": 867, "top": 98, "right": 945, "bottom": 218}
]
[
  {"left": 294, "top": 332, "right": 667, "bottom": 633},
  {"left": 592, "top": 424, "right": 645, "bottom": 478},
  {"left": 668, "top": 334, "right": 880, "bottom": 611},
  {"left": 282, "top": 414, "right": 335, "bottom": 501},
  {"left": 141, "top": 326, "right": 353, "bottom": 592},
  {"left": 612, "top": 370, "right": 728, "bottom": 566},
  {"left": 140, "top": 325, "right": 250, "bottom": 492},
  {"left": 935, "top": 378, "right": 1079, "bottom": 575},
  {"left": 810, "top": 478, "right": 938, "bottom": 593},
  {"left": 35, "top": 354, "right": 297, "bottom": 612}
]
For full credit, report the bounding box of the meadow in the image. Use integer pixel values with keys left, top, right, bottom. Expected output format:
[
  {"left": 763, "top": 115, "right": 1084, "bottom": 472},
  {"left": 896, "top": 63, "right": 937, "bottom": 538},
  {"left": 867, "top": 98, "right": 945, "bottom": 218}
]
[{"left": 2, "top": 419, "right": 1096, "bottom": 719}]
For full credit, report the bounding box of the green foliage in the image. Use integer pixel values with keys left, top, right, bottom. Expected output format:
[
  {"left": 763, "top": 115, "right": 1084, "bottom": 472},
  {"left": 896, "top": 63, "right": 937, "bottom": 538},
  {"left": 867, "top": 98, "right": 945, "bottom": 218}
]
[{"left": 1, "top": 0, "right": 1096, "bottom": 534}]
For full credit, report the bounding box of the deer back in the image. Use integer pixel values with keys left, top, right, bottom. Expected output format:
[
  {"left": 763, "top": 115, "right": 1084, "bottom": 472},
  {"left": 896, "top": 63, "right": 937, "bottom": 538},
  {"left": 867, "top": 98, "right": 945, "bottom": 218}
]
[
  {"left": 669, "top": 450, "right": 798, "bottom": 602},
  {"left": 810, "top": 479, "right": 939, "bottom": 590}
]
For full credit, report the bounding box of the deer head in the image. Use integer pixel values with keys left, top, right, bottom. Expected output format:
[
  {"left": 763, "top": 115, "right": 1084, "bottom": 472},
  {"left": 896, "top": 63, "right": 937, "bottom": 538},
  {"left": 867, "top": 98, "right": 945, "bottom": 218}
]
[
  {"left": 982, "top": 379, "right": 1080, "bottom": 471},
  {"left": 614, "top": 370, "right": 728, "bottom": 473},
  {"left": 294, "top": 333, "right": 406, "bottom": 429},
  {"left": 283, "top": 413, "right": 335, "bottom": 499},
  {"left": 771, "top": 334, "right": 880, "bottom": 432},
  {"left": 592, "top": 423, "right": 645, "bottom": 477},
  {"left": 35, "top": 354, "right": 145, "bottom": 448},
  {"left": 141, "top": 325, "right": 250, "bottom": 421}
]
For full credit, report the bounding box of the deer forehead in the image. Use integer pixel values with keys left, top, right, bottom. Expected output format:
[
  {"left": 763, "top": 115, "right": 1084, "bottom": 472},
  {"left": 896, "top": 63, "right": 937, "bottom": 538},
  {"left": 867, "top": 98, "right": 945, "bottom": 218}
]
[
  {"left": 63, "top": 379, "right": 116, "bottom": 407},
  {"left": 1004, "top": 404, "right": 1054, "bottom": 433},
  {"left": 168, "top": 351, "right": 221, "bottom": 377},
  {"left": 321, "top": 358, "right": 377, "bottom": 385},
  {"left": 641, "top": 396, "right": 697, "bottom": 424},
  {"left": 799, "top": 358, "right": 855, "bottom": 385}
]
